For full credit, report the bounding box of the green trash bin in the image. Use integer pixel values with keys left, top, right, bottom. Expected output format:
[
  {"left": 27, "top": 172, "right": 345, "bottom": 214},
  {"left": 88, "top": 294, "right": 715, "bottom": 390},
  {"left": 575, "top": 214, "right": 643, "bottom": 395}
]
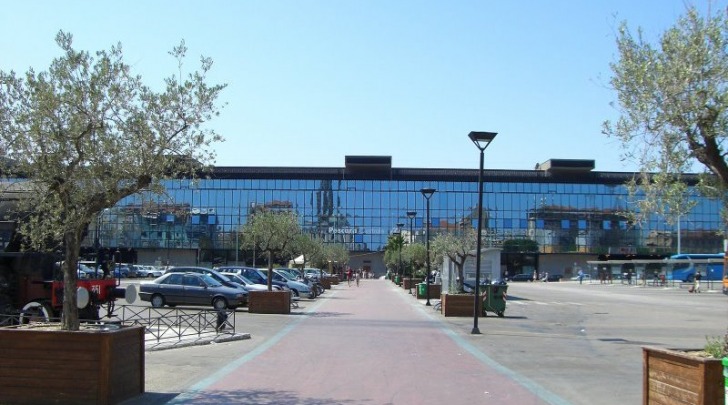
[
  {"left": 482, "top": 283, "right": 508, "bottom": 317},
  {"left": 723, "top": 357, "right": 728, "bottom": 404},
  {"left": 395, "top": 275, "right": 401, "bottom": 285},
  {"left": 417, "top": 283, "right": 426, "bottom": 298}
]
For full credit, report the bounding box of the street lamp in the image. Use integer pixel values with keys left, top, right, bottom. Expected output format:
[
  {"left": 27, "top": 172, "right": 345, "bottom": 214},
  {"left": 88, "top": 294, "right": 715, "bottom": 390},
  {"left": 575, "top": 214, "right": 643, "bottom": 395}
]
[
  {"left": 468, "top": 131, "right": 497, "bottom": 335},
  {"left": 396, "top": 222, "right": 404, "bottom": 279},
  {"left": 406, "top": 211, "right": 417, "bottom": 294},
  {"left": 420, "top": 188, "right": 436, "bottom": 306}
]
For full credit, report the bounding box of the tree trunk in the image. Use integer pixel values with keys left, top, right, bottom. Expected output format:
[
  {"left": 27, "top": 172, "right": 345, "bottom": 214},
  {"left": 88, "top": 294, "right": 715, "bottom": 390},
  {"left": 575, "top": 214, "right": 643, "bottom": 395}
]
[
  {"left": 455, "top": 261, "right": 465, "bottom": 293},
  {"left": 62, "top": 231, "right": 81, "bottom": 331}
]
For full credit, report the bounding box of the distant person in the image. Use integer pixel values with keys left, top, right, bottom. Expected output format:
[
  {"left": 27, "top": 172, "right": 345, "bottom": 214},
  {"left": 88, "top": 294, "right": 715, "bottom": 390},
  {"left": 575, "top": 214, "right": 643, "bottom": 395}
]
[
  {"left": 577, "top": 269, "right": 584, "bottom": 284},
  {"left": 693, "top": 272, "right": 702, "bottom": 293}
]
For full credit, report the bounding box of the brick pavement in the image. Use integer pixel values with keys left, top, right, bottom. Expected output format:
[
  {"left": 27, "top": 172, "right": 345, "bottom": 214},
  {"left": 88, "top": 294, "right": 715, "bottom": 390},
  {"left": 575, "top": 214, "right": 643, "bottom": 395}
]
[{"left": 158, "top": 279, "right": 569, "bottom": 405}]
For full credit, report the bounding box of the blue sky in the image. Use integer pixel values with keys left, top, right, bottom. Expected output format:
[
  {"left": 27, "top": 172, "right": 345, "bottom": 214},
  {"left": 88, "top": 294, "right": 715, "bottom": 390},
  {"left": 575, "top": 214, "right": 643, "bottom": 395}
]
[{"left": 2, "top": 1, "right": 726, "bottom": 172}]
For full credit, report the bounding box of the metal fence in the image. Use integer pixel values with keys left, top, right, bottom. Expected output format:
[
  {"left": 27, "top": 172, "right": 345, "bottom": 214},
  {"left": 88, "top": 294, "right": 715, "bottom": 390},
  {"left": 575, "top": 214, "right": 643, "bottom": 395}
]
[{"left": 0, "top": 305, "right": 237, "bottom": 343}]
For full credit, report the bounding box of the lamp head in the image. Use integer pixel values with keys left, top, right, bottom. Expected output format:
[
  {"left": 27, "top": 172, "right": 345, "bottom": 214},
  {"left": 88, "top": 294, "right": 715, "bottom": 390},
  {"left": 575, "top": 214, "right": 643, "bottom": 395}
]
[
  {"left": 468, "top": 131, "right": 498, "bottom": 151},
  {"left": 420, "top": 188, "right": 436, "bottom": 200},
  {"left": 406, "top": 211, "right": 417, "bottom": 219}
]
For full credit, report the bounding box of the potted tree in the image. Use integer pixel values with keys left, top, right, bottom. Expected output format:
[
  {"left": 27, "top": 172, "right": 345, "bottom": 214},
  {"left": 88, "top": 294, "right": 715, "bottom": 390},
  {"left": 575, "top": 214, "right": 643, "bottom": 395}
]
[
  {"left": 241, "top": 210, "right": 298, "bottom": 314},
  {"left": 431, "top": 229, "right": 476, "bottom": 316},
  {"left": 0, "top": 31, "right": 224, "bottom": 404},
  {"left": 642, "top": 331, "right": 727, "bottom": 405}
]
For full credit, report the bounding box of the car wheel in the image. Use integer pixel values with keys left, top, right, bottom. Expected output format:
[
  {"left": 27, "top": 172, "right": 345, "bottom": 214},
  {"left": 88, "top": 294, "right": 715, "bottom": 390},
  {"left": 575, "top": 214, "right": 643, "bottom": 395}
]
[
  {"left": 308, "top": 291, "right": 316, "bottom": 299},
  {"left": 212, "top": 297, "right": 228, "bottom": 310},
  {"left": 151, "top": 294, "right": 165, "bottom": 308},
  {"left": 148, "top": 274, "right": 156, "bottom": 278}
]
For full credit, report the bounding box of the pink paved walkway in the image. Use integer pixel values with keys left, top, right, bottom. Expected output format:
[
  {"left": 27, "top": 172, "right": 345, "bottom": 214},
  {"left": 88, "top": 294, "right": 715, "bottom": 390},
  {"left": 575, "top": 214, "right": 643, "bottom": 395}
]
[{"left": 170, "top": 279, "right": 554, "bottom": 405}]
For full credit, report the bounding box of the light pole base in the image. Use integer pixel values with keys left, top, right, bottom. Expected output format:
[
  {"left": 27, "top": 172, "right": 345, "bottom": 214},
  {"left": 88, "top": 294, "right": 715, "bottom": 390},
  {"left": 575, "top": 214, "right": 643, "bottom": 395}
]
[
  {"left": 425, "top": 301, "right": 431, "bottom": 306},
  {"left": 471, "top": 327, "right": 481, "bottom": 334}
]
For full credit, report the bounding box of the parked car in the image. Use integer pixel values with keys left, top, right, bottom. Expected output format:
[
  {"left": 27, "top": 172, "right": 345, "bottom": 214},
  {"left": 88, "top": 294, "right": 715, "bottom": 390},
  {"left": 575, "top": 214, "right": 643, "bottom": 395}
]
[
  {"left": 113, "top": 263, "right": 131, "bottom": 278},
  {"left": 546, "top": 274, "right": 563, "bottom": 282},
  {"left": 77, "top": 263, "right": 97, "bottom": 279},
  {"left": 304, "top": 268, "right": 329, "bottom": 279},
  {"left": 219, "top": 272, "right": 270, "bottom": 291},
  {"left": 273, "top": 269, "right": 314, "bottom": 298},
  {"left": 510, "top": 274, "right": 534, "bottom": 282},
  {"left": 165, "top": 266, "right": 249, "bottom": 304},
  {"left": 136, "top": 265, "right": 164, "bottom": 278},
  {"left": 215, "top": 266, "right": 288, "bottom": 291},
  {"left": 138, "top": 272, "right": 246, "bottom": 310}
]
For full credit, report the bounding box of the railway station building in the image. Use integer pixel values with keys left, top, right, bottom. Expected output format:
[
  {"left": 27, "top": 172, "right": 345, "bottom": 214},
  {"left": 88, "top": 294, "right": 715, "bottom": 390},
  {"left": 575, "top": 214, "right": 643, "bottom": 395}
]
[{"left": 82, "top": 156, "right": 724, "bottom": 278}]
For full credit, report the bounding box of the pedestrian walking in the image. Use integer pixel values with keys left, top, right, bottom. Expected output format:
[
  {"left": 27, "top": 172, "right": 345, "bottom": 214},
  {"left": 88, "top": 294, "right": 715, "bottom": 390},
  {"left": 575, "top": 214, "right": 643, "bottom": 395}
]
[{"left": 577, "top": 269, "right": 584, "bottom": 284}]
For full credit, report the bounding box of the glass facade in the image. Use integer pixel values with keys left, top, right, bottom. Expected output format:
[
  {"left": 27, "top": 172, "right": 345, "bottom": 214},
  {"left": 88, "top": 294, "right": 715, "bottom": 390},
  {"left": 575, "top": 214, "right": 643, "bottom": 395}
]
[{"left": 89, "top": 161, "right": 725, "bottom": 265}]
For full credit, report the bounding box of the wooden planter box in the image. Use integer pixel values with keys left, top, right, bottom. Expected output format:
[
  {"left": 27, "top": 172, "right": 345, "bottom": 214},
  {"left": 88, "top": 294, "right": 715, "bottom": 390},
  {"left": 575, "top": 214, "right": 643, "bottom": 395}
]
[
  {"left": 402, "top": 278, "right": 422, "bottom": 290},
  {"left": 440, "top": 293, "right": 478, "bottom": 317},
  {"left": 248, "top": 290, "right": 292, "bottom": 314},
  {"left": 320, "top": 277, "right": 332, "bottom": 289},
  {"left": 416, "top": 284, "right": 441, "bottom": 300},
  {"left": 324, "top": 275, "right": 339, "bottom": 287},
  {"left": 0, "top": 324, "right": 144, "bottom": 405},
  {"left": 642, "top": 346, "right": 724, "bottom": 405}
]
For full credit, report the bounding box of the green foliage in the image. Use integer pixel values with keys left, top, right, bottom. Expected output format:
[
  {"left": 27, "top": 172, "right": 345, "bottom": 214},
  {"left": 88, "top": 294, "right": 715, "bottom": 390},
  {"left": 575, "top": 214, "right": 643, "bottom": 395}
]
[
  {"left": 431, "top": 229, "right": 477, "bottom": 293},
  {"left": 0, "top": 31, "right": 225, "bottom": 330},
  {"left": 241, "top": 211, "right": 300, "bottom": 257},
  {"left": 319, "top": 243, "right": 349, "bottom": 270},
  {"left": 704, "top": 330, "right": 728, "bottom": 358},
  {"left": 604, "top": 7, "right": 728, "bottom": 225},
  {"left": 291, "top": 234, "right": 325, "bottom": 268}
]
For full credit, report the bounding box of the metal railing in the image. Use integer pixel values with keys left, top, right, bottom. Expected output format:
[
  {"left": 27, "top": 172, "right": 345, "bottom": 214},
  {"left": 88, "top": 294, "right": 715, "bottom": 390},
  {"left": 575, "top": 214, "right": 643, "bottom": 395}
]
[
  {"left": 0, "top": 305, "right": 237, "bottom": 343},
  {"left": 109, "top": 305, "right": 236, "bottom": 342}
]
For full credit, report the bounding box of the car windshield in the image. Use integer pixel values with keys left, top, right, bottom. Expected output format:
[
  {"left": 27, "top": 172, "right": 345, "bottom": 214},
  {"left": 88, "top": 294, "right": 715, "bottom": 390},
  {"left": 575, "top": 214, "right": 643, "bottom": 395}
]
[
  {"left": 276, "top": 271, "right": 295, "bottom": 281},
  {"left": 223, "top": 274, "right": 244, "bottom": 284},
  {"left": 200, "top": 274, "right": 222, "bottom": 287}
]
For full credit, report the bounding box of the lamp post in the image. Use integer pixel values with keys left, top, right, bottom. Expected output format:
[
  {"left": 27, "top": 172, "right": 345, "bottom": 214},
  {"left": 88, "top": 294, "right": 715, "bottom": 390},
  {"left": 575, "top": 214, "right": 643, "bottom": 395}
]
[
  {"left": 420, "top": 188, "right": 436, "bottom": 306},
  {"left": 468, "top": 131, "right": 497, "bottom": 335},
  {"left": 406, "top": 211, "right": 417, "bottom": 294}
]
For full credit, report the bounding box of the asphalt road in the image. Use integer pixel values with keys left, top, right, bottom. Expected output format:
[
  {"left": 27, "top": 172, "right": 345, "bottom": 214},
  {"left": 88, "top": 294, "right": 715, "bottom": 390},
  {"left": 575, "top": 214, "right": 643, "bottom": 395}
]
[{"left": 120, "top": 278, "right": 727, "bottom": 405}]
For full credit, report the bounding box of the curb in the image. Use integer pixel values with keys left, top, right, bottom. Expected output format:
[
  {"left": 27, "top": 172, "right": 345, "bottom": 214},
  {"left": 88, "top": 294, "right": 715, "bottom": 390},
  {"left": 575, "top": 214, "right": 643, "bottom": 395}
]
[{"left": 145, "top": 332, "right": 251, "bottom": 352}]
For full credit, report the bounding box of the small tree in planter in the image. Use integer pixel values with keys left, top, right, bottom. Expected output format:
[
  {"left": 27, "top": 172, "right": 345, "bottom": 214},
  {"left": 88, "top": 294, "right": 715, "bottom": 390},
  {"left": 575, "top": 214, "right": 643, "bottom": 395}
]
[
  {"left": 241, "top": 210, "right": 300, "bottom": 291},
  {"left": 431, "top": 228, "right": 477, "bottom": 293},
  {"left": 0, "top": 31, "right": 225, "bottom": 330}
]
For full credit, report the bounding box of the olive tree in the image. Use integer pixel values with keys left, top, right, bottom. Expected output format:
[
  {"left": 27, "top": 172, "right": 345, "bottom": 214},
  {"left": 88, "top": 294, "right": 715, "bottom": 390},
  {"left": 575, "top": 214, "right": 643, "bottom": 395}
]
[
  {"left": 0, "top": 31, "right": 226, "bottom": 330},
  {"left": 403, "top": 242, "right": 427, "bottom": 278},
  {"left": 320, "top": 243, "right": 349, "bottom": 275},
  {"left": 431, "top": 228, "right": 477, "bottom": 293},
  {"left": 241, "top": 210, "right": 300, "bottom": 290},
  {"left": 603, "top": 7, "right": 728, "bottom": 226}
]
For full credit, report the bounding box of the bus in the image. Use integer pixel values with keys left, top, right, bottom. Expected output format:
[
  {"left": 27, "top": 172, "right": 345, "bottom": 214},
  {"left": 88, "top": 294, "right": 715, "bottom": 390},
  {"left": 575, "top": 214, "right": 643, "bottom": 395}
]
[{"left": 668, "top": 253, "right": 724, "bottom": 282}]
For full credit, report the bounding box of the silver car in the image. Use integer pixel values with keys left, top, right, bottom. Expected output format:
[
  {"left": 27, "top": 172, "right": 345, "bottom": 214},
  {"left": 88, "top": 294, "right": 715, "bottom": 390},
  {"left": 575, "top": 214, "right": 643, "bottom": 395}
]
[{"left": 139, "top": 272, "right": 246, "bottom": 310}]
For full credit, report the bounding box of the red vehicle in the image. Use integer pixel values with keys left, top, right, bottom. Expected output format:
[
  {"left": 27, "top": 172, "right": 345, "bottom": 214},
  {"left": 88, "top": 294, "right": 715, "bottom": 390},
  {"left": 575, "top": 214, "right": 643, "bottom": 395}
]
[{"left": 0, "top": 221, "right": 126, "bottom": 324}]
